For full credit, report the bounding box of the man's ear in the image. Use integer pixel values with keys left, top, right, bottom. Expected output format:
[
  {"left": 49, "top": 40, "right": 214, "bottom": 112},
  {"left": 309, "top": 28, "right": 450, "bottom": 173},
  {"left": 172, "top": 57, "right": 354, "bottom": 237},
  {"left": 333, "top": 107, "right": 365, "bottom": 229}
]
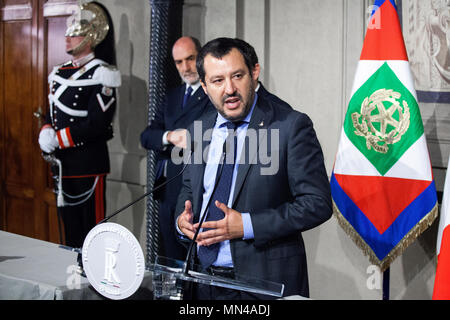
[
  {"left": 252, "top": 63, "right": 261, "bottom": 81},
  {"left": 200, "top": 80, "right": 208, "bottom": 94}
]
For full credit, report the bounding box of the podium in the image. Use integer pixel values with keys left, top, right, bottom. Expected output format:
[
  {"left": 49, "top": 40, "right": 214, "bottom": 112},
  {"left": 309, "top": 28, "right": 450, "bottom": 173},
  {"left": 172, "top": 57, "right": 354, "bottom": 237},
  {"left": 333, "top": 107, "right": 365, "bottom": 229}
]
[
  {"left": 81, "top": 222, "right": 284, "bottom": 300},
  {"left": 149, "top": 255, "right": 285, "bottom": 300}
]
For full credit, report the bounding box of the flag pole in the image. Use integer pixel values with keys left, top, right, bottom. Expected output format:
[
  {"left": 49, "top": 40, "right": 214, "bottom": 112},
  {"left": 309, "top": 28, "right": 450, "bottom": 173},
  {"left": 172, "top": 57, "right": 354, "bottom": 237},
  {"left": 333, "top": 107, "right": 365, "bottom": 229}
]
[{"left": 382, "top": 267, "right": 390, "bottom": 300}]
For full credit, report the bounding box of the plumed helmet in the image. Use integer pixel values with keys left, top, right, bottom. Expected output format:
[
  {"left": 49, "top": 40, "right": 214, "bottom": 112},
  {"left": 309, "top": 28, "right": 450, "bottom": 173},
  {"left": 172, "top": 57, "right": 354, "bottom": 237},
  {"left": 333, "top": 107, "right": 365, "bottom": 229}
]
[{"left": 65, "top": 2, "right": 109, "bottom": 49}]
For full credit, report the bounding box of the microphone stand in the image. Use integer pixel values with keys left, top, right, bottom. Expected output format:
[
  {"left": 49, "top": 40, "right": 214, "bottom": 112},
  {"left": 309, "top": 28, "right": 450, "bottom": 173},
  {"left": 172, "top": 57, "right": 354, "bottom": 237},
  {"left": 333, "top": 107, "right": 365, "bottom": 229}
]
[
  {"left": 76, "top": 144, "right": 196, "bottom": 277},
  {"left": 99, "top": 145, "right": 195, "bottom": 224}
]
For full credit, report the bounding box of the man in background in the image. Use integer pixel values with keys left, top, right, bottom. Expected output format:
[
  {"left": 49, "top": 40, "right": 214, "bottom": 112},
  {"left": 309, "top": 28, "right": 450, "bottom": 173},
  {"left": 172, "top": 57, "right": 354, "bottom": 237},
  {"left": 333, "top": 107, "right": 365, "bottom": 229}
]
[{"left": 140, "top": 36, "right": 213, "bottom": 261}]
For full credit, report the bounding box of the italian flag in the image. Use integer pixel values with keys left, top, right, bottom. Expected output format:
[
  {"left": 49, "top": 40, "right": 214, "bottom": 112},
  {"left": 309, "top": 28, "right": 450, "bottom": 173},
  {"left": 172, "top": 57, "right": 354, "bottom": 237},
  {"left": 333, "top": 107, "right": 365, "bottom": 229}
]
[
  {"left": 330, "top": 0, "right": 437, "bottom": 271},
  {"left": 433, "top": 156, "right": 450, "bottom": 299}
]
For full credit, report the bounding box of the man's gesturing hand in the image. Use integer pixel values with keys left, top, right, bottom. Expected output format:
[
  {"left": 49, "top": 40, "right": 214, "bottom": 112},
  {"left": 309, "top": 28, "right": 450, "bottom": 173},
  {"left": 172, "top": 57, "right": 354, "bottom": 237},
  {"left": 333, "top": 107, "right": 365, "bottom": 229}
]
[
  {"left": 195, "top": 201, "right": 244, "bottom": 246},
  {"left": 177, "top": 200, "right": 196, "bottom": 240},
  {"left": 167, "top": 129, "right": 187, "bottom": 149}
]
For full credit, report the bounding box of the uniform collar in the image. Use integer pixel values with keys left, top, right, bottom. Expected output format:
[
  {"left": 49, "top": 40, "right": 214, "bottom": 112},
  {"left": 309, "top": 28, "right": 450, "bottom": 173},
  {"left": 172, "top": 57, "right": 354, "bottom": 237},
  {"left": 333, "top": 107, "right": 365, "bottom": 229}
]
[{"left": 72, "top": 52, "right": 95, "bottom": 68}]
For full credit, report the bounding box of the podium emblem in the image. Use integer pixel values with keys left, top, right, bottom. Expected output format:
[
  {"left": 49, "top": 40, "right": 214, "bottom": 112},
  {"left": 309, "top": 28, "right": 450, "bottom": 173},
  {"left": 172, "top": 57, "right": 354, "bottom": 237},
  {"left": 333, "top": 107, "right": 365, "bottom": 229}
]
[{"left": 82, "top": 222, "right": 145, "bottom": 300}]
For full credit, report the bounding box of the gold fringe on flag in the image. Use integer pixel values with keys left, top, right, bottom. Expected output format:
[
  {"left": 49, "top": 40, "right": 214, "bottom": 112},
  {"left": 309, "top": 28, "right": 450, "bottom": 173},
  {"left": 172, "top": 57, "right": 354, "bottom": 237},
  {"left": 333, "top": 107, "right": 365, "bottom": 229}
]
[{"left": 333, "top": 201, "right": 438, "bottom": 272}]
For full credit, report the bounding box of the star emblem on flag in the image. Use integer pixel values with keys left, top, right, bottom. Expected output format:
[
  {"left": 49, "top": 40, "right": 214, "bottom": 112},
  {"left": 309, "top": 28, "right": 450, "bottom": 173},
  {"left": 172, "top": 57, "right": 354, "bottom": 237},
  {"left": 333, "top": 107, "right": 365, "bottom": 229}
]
[{"left": 352, "top": 87, "right": 410, "bottom": 155}]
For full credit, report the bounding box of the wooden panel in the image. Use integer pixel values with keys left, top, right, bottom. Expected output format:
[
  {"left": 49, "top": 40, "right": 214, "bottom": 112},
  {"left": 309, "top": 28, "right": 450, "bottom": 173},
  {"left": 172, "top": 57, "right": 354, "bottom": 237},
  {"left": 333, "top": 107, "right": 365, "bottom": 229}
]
[
  {"left": 5, "top": 183, "right": 34, "bottom": 199},
  {"left": 47, "top": 203, "right": 63, "bottom": 243},
  {"left": 1, "top": 3, "right": 32, "bottom": 21},
  {"left": 2, "top": 0, "right": 31, "bottom": 5},
  {"left": 46, "top": 16, "right": 72, "bottom": 75},
  {"left": 5, "top": 196, "right": 34, "bottom": 237},
  {"left": 3, "top": 20, "right": 34, "bottom": 186},
  {"left": 43, "top": 0, "right": 77, "bottom": 17},
  {"left": 2, "top": 14, "right": 37, "bottom": 237},
  {"left": 0, "top": 2, "right": 4, "bottom": 230},
  {"left": 1, "top": 0, "right": 76, "bottom": 243}
]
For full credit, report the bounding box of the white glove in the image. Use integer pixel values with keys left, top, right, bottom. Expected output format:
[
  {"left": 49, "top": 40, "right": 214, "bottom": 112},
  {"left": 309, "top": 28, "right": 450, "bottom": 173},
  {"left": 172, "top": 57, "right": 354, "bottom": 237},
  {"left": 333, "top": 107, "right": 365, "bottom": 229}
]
[{"left": 38, "top": 126, "right": 59, "bottom": 153}]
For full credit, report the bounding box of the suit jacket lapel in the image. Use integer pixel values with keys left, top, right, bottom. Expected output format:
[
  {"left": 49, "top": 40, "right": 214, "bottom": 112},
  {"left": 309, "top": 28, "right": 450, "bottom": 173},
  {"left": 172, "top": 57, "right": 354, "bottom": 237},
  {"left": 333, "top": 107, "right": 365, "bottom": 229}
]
[
  {"left": 186, "top": 88, "right": 205, "bottom": 110},
  {"left": 232, "top": 97, "right": 271, "bottom": 207},
  {"left": 173, "top": 86, "right": 205, "bottom": 125}
]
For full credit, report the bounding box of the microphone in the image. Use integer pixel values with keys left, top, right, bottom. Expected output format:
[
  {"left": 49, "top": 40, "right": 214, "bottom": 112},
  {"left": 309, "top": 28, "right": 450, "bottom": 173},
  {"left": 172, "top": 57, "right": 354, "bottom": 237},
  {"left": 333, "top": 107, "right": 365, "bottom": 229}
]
[
  {"left": 182, "top": 141, "right": 228, "bottom": 275},
  {"left": 98, "top": 141, "right": 197, "bottom": 224}
]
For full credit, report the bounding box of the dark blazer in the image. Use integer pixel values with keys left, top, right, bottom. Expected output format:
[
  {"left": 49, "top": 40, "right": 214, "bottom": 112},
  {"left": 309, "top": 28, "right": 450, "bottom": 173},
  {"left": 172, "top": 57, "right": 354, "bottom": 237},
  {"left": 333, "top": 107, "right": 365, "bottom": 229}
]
[
  {"left": 175, "top": 94, "right": 332, "bottom": 298},
  {"left": 256, "top": 83, "right": 292, "bottom": 110}
]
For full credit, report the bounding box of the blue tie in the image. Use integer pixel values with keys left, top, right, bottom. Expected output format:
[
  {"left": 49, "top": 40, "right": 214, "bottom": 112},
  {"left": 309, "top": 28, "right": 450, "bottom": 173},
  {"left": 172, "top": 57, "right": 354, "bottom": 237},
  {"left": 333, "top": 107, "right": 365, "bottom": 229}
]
[
  {"left": 182, "top": 86, "right": 193, "bottom": 109},
  {"left": 198, "top": 121, "right": 240, "bottom": 269}
]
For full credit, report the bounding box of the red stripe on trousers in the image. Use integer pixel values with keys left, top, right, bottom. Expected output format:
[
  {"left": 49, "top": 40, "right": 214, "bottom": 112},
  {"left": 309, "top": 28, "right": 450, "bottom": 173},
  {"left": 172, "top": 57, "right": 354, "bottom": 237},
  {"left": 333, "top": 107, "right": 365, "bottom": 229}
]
[{"left": 95, "top": 176, "right": 105, "bottom": 224}]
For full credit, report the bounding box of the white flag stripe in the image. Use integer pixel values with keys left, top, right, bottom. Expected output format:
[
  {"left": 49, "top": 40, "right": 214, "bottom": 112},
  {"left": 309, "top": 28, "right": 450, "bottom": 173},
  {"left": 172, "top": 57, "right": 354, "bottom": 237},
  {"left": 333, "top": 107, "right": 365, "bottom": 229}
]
[
  {"left": 350, "top": 60, "right": 384, "bottom": 97},
  {"left": 386, "top": 60, "right": 418, "bottom": 101},
  {"left": 333, "top": 128, "right": 379, "bottom": 176},
  {"left": 437, "top": 156, "right": 450, "bottom": 255},
  {"left": 350, "top": 60, "right": 417, "bottom": 100},
  {"left": 334, "top": 130, "right": 432, "bottom": 180},
  {"left": 384, "top": 135, "right": 432, "bottom": 180}
]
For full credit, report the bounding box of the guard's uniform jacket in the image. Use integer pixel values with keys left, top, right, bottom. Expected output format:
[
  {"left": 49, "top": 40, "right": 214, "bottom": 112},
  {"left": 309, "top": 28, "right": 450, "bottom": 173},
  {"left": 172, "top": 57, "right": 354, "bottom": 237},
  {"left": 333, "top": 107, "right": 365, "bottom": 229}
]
[{"left": 44, "top": 58, "right": 120, "bottom": 176}]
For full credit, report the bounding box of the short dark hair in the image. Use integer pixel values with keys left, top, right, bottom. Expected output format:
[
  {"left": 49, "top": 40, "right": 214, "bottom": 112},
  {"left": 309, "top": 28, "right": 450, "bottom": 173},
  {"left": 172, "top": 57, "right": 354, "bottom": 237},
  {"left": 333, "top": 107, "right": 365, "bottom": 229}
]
[{"left": 196, "top": 37, "right": 259, "bottom": 83}]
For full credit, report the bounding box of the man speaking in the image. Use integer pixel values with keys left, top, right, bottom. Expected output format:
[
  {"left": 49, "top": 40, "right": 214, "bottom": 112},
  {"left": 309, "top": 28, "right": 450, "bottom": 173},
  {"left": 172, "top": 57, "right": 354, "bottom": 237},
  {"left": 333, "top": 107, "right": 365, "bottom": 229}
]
[{"left": 176, "top": 37, "right": 332, "bottom": 299}]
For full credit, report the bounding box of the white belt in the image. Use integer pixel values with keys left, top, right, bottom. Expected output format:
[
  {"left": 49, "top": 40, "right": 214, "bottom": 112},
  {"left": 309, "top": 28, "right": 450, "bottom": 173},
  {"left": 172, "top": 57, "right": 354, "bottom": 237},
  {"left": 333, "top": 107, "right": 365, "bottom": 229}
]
[
  {"left": 49, "top": 94, "right": 88, "bottom": 117},
  {"left": 48, "top": 59, "right": 104, "bottom": 119},
  {"left": 51, "top": 75, "right": 100, "bottom": 87}
]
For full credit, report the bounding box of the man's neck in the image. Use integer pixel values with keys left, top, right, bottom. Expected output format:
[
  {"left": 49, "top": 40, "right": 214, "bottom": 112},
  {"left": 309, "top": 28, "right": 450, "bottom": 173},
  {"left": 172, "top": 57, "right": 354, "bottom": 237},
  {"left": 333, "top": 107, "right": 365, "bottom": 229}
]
[{"left": 72, "top": 52, "right": 95, "bottom": 67}]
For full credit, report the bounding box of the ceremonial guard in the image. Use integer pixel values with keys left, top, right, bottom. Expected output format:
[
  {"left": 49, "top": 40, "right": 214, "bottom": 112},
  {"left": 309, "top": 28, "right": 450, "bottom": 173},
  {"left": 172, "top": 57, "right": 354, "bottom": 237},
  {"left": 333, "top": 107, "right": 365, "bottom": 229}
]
[{"left": 38, "top": 2, "right": 121, "bottom": 248}]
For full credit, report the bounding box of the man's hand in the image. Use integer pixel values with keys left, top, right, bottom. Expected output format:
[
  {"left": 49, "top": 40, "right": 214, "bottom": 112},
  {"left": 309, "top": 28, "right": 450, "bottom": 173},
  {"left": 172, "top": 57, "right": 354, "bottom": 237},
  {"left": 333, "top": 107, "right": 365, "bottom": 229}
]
[
  {"left": 177, "top": 200, "right": 196, "bottom": 240},
  {"left": 38, "top": 126, "right": 59, "bottom": 153},
  {"left": 195, "top": 201, "right": 244, "bottom": 246},
  {"left": 167, "top": 129, "right": 187, "bottom": 149}
]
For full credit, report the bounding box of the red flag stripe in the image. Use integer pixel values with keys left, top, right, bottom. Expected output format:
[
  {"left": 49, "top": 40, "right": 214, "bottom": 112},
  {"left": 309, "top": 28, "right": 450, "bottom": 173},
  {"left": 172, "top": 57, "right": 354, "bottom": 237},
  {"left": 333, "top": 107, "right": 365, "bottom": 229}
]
[
  {"left": 360, "top": 0, "right": 408, "bottom": 61},
  {"left": 433, "top": 225, "right": 450, "bottom": 299},
  {"left": 334, "top": 174, "right": 431, "bottom": 234}
]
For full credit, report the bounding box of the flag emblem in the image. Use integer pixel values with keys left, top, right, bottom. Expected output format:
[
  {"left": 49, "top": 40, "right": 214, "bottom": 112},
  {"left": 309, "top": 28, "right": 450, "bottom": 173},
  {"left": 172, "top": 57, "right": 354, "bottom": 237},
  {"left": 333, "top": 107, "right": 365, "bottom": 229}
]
[{"left": 352, "top": 87, "right": 410, "bottom": 154}]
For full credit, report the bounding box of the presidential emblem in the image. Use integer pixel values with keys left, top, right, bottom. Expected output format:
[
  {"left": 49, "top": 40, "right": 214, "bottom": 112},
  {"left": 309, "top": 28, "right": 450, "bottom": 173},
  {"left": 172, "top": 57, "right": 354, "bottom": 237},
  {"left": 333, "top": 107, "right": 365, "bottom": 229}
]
[
  {"left": 82, "top": 222, "right": 145, "bottom": 300},
  {"left": 351, "top": 89, "right": 410, "bottom": 154}
]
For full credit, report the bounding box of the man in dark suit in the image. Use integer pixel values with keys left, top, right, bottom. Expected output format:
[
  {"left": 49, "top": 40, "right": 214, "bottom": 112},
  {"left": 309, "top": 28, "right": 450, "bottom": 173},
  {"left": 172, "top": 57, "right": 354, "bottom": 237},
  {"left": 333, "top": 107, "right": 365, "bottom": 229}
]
[
  {"left": 175, "top": 37, "right": 332, "bottom": 299},
  {"left": 140, "top": 36, "right": 213, "bottom": 260}
]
